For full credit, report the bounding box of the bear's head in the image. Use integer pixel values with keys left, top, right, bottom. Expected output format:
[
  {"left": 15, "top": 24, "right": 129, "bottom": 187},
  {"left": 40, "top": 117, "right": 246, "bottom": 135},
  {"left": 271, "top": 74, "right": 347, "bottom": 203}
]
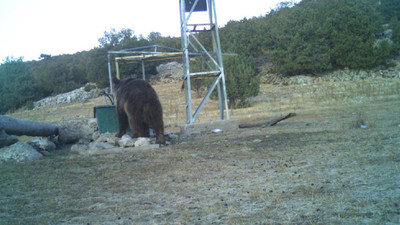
[
  {"left": 112, "top": 77, "right": 121, "bottom": 96},
  {"left": 112, "top": 77, "right": 120, "bottom": 88}
]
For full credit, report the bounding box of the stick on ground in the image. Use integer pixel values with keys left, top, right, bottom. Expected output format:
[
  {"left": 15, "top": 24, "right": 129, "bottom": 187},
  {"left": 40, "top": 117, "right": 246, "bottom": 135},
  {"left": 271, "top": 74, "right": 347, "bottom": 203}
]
[{"left": 238, "top": 113, "right": 297, "bottom": 128}]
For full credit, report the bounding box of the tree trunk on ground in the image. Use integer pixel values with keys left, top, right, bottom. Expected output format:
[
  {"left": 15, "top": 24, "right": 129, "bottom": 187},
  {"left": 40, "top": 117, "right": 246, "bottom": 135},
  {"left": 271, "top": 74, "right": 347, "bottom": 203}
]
[
  {"left": 0, "top": 115, "right": 59, "bottom": 137},
  {"left": 0, "top": 129, "right": 18, "bottom": 148}
]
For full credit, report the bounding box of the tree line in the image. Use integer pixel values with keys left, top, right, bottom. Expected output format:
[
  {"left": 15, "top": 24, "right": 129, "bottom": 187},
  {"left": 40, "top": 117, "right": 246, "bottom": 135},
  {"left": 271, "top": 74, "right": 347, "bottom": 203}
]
[
  {"left": 0, "top": 0, "right": 399, "bottom": 113},
  {"left": 220, "top": 0, "right": 400, "bottom": 74}
]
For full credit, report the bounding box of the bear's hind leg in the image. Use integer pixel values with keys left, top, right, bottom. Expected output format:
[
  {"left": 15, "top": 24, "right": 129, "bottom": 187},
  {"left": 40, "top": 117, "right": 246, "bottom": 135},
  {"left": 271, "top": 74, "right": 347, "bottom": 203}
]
[
  {"left": 131, "top": 120, "right": 150, "bottom": 138},
  {"left": 150, "top": 111, "right": 165, "bottom": 144},
  {"left": 128, "top": 116, "right": 140, "bottom": 138},
  {"left": 140, "top": 122, "right": 150, "bottom": 137},
  {"left": 116, "top": 108, "right": 129, "bottom": 137},
  {"left": 155, "top": 129, "right": 165, "bottom": 144}
]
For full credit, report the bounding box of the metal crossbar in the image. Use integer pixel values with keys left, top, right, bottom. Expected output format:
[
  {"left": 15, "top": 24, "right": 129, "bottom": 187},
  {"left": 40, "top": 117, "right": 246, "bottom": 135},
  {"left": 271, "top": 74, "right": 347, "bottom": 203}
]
[{"left": 107, "top": 45, "right": 184, "bottom": 94}]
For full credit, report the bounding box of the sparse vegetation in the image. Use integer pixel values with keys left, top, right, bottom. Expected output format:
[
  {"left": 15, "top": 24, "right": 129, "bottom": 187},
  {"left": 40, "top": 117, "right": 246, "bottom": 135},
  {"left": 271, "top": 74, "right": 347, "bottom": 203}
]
[
  {"left": 1, "top": 0, "right": 399, "bottom": 223},
  {"left": 25, "top": 101, "right": 34, "bottom": 110},
  {"left": 2, "top": 64, "right": 399, "bottom": 224},
  {"left": 84, "top": 83, "right": 97, "bottom": 92},
  {"left": 1, "top": 0, "right": 399, "bottom": 113}
]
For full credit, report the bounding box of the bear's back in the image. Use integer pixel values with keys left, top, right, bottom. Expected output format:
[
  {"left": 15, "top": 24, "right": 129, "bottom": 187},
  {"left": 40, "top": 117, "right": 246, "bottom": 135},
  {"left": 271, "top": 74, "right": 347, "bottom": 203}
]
[{"left": 116, "top": 79, "right": 159, "bottom": 104}]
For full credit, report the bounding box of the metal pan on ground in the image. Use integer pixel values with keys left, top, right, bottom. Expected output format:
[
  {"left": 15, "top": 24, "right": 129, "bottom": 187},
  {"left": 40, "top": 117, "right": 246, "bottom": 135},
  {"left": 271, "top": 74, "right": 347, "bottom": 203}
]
[{"left": 211, "top": 128, "right": 223, "bottom": 133}]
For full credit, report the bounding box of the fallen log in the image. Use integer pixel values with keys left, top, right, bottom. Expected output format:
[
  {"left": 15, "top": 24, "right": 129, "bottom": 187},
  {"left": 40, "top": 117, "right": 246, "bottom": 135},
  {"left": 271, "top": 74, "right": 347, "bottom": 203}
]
[
  {"left": 239, "top": 113, "right": 297, "bottom": 128},
  {"left": 0, "top": 128, "right": 19, "bottom": 148},
  {"left": 0, "top": 115, "right": 59, "bottom": 137}
]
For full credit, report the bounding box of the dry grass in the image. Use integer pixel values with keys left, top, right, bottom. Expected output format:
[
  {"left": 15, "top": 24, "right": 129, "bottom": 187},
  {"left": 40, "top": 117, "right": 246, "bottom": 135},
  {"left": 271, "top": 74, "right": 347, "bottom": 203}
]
[
  {"left": 9, "top": 77, "right": 400, "bottom": 127},
  {"left": 2, "top": 76, "right": 400, "bottom": 224}
]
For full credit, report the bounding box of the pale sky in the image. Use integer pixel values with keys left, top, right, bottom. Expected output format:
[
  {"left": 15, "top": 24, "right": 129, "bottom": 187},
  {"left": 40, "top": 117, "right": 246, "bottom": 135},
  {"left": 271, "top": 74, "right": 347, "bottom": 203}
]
[{"left": 0, "top": 0, "right": 298, "bottom": 61}]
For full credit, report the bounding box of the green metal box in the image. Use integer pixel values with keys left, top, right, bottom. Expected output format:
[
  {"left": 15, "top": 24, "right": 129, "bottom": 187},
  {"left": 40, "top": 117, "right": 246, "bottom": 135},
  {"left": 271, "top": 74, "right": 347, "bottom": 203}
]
[{"left": 94, "top": 105, "right": 119, "bottom": 134}]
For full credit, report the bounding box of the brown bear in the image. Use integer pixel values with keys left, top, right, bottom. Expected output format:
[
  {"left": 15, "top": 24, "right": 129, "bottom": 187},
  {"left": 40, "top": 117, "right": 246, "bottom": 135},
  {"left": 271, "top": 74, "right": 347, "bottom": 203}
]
[{"left": 112, "top": 77, "right": 165, "bottom": 144}]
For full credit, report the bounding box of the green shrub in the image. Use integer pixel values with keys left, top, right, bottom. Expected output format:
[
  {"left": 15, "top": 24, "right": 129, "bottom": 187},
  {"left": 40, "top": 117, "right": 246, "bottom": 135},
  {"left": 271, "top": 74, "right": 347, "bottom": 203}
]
[
  {"left": 389, "top": 18, "right": 400, "bottom": 54},
  {"left": 223, "top": 55, "right": 260, "bottom": 108},
  {"left": 221, "top": 0, "right": 399, "bottom": 75},
  {"left": 25, "top": 101, "right": 34, "bottom": 110},
  {"left": 84, "top": 84, "right": 97, "bottom": 92},
  {"left": 265, "top": 0, "right": 385, "bottom": 74}
]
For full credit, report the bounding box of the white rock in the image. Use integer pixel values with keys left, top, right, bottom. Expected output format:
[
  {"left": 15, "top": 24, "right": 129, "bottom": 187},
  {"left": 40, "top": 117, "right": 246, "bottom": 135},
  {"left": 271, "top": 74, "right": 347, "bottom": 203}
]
[
  {"left": 89, "top": 142, "right": 115, "bottom": 150},
  {"left": 92, "top": 131, "right": 100, "bottom": 141},
  {"left": 118, "top": 134, "right": 135, "bottom": 147},
  {"left": 70, "top": 144, "right": 89, "bottom": 153},
  {"left": 96, "top": 133, "right": 118, "bottom": 145},
  {"left": 0, "top": 142, "right": 43, "bottom": 162},
  {"left": 29, "top": 138, "right": 56, "bottom": 152},
  {"left": 135, "top": 137, "right": 151, "bottom": 147},
  {"left": 58, "top": 119, "right": 95, "bottom": 144},
  {"left": 88, "top": 118, "right": 98, "bottom": 131},
  {"left": 253, "top": 139, "right": 262, "bottom": 143}
]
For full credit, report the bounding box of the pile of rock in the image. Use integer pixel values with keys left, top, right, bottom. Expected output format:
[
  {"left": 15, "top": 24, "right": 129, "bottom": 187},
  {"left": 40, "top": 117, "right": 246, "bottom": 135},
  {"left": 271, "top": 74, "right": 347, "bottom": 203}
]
[
  {"left": 0, "top": 136, "right": 57, "bottom": 163},
  {"left": 70, "top": 134, "right": 156, "bottom": 155},
  {"left": 0, "top": 116, "right": 59, "bottom": 163},
  {"left": 59, "top": 117, "right": 179, "bottom": 151},
  {"left": 0, "top": 117, "right": 178, "bottom": 163},
  {"left": 156, "top": 62, "right": 183, "bottom": 83},
  {"left": 0, "top": 142, "right": 43, "bottom": 162},
  {"left": 33, "top": 83, "right": 103, "bottom": 108},
  {"left": 67, "top": 119, "right": 177, "bottom": 155},
  {"left": 57, "top": 118, "right": 98, "bottom": 144}
]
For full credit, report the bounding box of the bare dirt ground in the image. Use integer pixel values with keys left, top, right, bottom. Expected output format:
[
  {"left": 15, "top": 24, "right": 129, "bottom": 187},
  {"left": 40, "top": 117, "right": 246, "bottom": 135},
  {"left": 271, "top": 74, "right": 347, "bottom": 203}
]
[{"left": 1, "top": 76, "right": 400, "bottom": 224}]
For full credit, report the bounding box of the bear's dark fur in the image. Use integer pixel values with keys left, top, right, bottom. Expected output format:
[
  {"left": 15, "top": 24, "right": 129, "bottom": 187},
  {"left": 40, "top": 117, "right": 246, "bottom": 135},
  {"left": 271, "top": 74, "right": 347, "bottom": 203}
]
[{"left": 112, "top": 78, "right": 165, "bottom": 144}]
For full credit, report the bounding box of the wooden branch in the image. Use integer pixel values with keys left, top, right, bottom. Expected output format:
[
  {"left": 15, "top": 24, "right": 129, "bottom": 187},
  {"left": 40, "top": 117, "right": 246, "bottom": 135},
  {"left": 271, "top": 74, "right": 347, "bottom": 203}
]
[
  {"left": 239, "top": 113, "right": 297, "bottom": 128},
  {"left": 0, "top": 115, "right": 59, "bottom": 137}
]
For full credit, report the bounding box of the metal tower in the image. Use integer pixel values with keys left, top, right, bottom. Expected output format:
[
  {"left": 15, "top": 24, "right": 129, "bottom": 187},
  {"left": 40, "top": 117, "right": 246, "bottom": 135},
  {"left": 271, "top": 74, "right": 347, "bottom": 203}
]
[{"left": 179, "top": 0, "right": 229, "bottom": 124}]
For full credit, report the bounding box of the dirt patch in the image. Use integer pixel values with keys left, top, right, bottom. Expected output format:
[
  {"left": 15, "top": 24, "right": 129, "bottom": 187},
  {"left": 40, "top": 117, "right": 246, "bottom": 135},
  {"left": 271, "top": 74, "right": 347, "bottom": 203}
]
[{"left": 2, "top": 77, "right": 400, "bottom": 224}]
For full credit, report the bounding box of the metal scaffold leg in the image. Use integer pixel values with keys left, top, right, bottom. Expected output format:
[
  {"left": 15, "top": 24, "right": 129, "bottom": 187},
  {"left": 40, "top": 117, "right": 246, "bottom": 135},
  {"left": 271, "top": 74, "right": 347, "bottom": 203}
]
[{"left": 179, "top": 0, "right": 230, "bottom": 124}]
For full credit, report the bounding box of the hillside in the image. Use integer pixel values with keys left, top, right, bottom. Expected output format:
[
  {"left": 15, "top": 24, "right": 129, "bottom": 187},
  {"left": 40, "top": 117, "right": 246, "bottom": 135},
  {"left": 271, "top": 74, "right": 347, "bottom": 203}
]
[
  {"left": 1, "top": 1, "right": 400, "bottom": 222},
  {"left": 1, "top": 61, "right": 400, "bottom": 223},
  {"left": 1, "top": 0, "right": 399, "bottom": 113},
  {"left": 6, "top": 57, "right": 400, "bottom": 124}
]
